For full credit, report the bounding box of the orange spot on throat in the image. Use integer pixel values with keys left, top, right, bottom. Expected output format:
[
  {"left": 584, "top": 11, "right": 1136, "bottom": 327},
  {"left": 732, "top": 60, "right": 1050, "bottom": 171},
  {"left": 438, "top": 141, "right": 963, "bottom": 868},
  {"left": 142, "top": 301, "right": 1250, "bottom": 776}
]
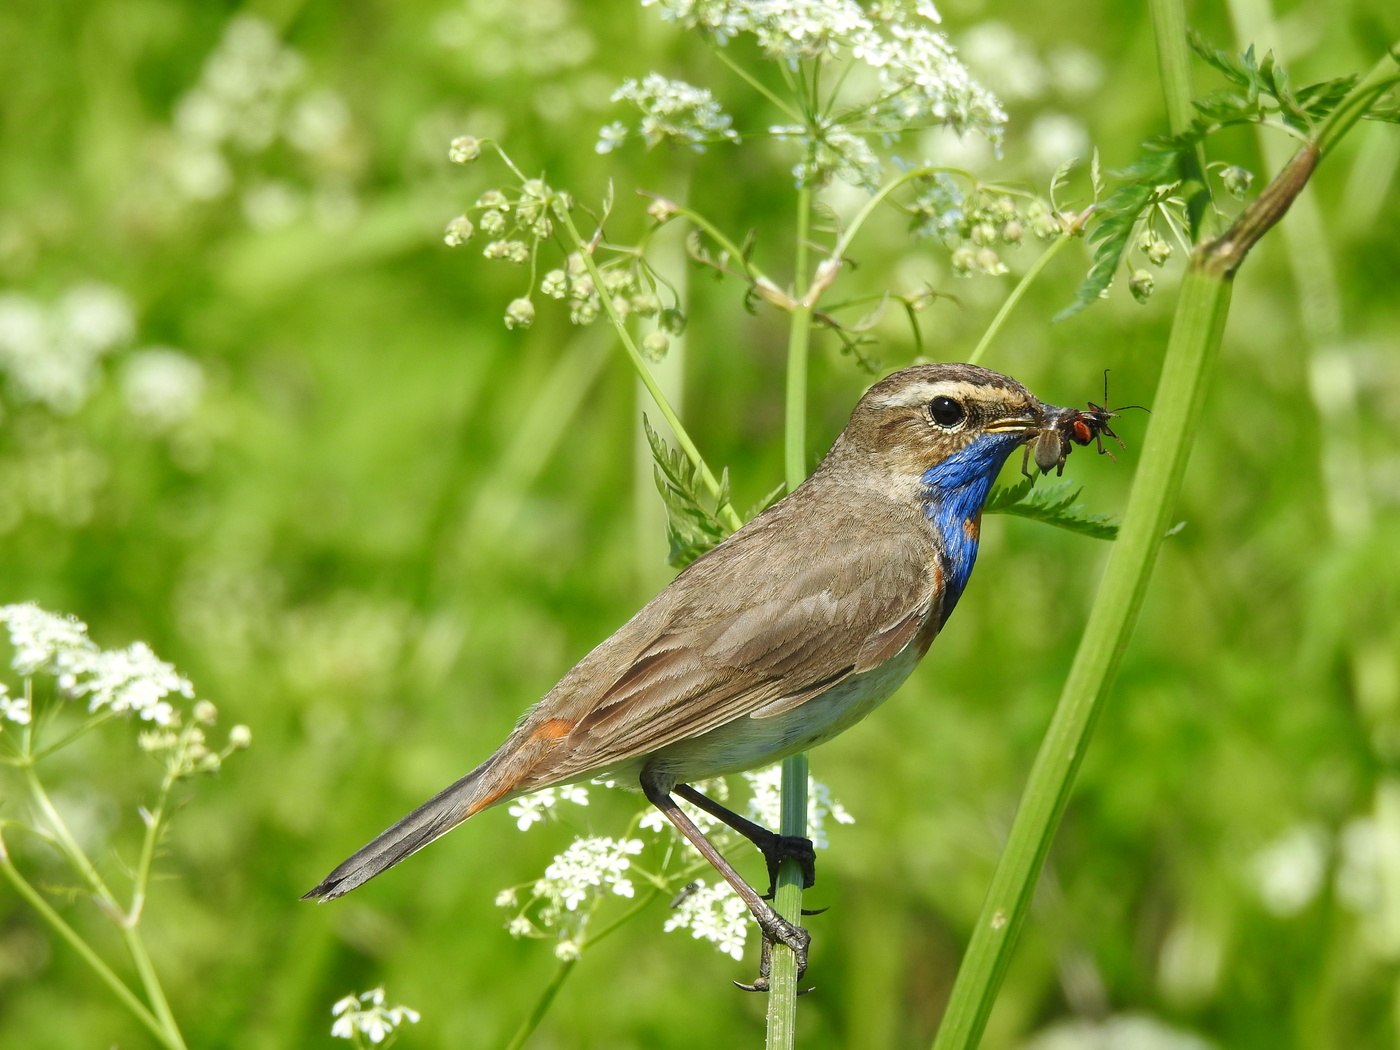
[{"left": 962, "top": 515, "right": 981, "bottom": 542}]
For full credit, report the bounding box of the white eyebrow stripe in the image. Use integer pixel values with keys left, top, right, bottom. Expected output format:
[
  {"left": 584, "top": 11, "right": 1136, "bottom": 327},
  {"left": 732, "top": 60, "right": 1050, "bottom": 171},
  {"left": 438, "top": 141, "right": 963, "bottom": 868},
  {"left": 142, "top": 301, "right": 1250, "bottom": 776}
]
[{"left": 866, "top": 379, "right": 990, "bottom": 409}]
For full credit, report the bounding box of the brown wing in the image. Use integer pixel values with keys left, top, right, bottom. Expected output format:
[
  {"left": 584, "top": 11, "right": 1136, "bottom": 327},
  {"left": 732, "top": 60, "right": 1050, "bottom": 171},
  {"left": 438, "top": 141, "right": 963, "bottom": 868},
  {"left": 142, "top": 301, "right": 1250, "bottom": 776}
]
[{"left": 497, "top": 489, "right": 942, "bottom": 790}]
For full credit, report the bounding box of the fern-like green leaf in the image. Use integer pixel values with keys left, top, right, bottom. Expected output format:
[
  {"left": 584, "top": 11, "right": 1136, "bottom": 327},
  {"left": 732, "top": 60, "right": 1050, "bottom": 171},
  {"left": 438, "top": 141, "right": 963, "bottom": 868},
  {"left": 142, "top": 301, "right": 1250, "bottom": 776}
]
[
  {"left": 1055, "top": 136, "right": 1189, "bottom": 320},
  {"left": 643, "top": 415, "right": 735, "bottom": 568},
  {"left": 985, "top": 478, "right": 1119, "bottom": 540},
  {"left": 1061, "top": 34, "right": 1364, "bottom": 320}
]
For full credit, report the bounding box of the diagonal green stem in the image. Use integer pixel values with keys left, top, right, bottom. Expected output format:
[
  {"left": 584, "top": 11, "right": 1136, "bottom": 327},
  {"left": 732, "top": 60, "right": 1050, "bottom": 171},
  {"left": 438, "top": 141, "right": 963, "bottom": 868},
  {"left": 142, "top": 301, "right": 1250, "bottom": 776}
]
[
  {"left": 20, "top": 764, "right": 188, "bottom": 1050},
  {"left": 556, "top": 207, "right": 741, "bottom": 531},
  {"left": 934, "top": 261, "right": 1231, "bottom": 1050},
  {"left": 0, "top": 834, "right": 178, "bottom": 1049},
  {"left": 502, "top": 960, "right": 577, "bottom": 1050},
  {"left": 931, "top": 25, "right": 1397, "bottom": 1050},
  {"left": 966, "top": 234, "right": 1073, "bottom": 366}
]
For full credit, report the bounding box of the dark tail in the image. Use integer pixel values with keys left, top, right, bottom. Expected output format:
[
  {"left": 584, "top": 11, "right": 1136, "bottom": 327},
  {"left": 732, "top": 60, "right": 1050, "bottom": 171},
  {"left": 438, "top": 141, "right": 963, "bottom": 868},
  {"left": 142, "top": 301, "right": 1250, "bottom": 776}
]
[{"left": 303, "top": 761, "right": 493, "bottom": 901}]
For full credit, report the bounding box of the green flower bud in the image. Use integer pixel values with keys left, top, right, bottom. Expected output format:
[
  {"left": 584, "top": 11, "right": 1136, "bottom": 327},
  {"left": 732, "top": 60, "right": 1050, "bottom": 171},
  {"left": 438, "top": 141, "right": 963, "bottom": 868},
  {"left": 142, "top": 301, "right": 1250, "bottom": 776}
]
[{"left": 1129, "top": 269, "right": 1155, "bottom": 304}]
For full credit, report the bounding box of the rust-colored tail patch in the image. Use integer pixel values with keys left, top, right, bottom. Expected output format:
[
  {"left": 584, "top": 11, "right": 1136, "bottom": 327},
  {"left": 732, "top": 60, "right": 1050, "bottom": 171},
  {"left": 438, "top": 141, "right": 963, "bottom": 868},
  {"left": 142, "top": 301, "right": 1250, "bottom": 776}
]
[
  {"left": 529, "top": 717, "right": 575, "bottom": 742},
  {"left": 465, "top": 781, "right": 514, "bottom": 818}
]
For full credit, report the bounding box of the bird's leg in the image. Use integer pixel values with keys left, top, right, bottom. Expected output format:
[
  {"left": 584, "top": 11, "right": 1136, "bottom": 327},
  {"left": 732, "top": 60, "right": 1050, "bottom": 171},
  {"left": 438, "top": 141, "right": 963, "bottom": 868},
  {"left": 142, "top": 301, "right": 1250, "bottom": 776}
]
[
  {"left": 642, "top": 772, "right": 810, "bottom": 992},
  {"left": 673, "top": 783, "right": 816, "bottom": 898}
]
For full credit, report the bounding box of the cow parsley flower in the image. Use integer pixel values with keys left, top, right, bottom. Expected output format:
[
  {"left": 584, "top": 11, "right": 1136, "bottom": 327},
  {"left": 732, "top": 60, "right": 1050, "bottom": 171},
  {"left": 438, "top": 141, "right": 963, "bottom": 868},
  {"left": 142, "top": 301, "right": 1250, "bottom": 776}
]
[
  {"left": 330, "top": 987, "right": 420, "bottom": 1045},
  {"left": 605, "top": 74, "right": 739, "bottom": 152},
  {"left": 663, "top": 879, "right": 750, "bottom": 960},
  {"left": 507, "top": 783, "right": 591, "bottom": 831},
  {"left": 0, "top": 603, "right": 237, "bottom": 752},
  {"left": 537, "top": 836, "right": 645, "bottom": 911},
  {"left": 615, "top": 0, "right": 1005, "bottom": 188}
]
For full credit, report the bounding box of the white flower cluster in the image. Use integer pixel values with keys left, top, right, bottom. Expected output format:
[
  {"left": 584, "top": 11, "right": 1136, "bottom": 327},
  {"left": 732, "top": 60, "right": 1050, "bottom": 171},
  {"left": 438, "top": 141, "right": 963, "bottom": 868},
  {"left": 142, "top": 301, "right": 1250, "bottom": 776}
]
[
  {"left": 0, "top": 603, "right": 248, "bottom": 771},
  {"left": 617, "top": 0, "right": 1006, "bottom": 188},
  {"left": 163, "top": 16, "right": 355, "bottom": 228},
  {"left": 0, "top": 284, "right": 134, "bottom": 413},
  {"left": 540, "top": 836, "right": 644, "bottom": 911},
  {"left": 1, "top": 604, "right": 190, "bottom": 726},
  {"left": 663, "top": 879, "right": 751, "bottom": 960},
  {"left": 330, "top": 987, "right": 421, "bottom": 1044},
  {"left": 599, "top": 74, "right": 740, "bottom": 154},
  {"left": 497, "top": 834, "right": 646, "bottom": 961},
  {"left": 646, "top": 0, "right": 895, "bottom": 56},
  {"left": 507, "top": 783, "right": 591, "bottom": 831},
  {"left": 742, "top": 766, "right": 855, "bottom": 850}
]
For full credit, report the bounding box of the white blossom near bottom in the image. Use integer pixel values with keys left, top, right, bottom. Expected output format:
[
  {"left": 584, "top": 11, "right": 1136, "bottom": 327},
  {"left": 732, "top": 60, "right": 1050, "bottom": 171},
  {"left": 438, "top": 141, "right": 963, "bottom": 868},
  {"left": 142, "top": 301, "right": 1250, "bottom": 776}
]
[{"left": 330, "top": 987, "right": 421, "bottom": 1044}]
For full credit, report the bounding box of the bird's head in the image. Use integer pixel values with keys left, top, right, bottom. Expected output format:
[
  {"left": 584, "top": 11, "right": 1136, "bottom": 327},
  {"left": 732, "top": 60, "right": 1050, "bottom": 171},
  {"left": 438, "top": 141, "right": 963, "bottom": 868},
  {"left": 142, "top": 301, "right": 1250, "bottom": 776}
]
[
  {"left": 834, "top": 362, "right": 1062, "bottom": 492},
  {"left": 824, "top": 362, "right": 1070, "bottom": 618}
]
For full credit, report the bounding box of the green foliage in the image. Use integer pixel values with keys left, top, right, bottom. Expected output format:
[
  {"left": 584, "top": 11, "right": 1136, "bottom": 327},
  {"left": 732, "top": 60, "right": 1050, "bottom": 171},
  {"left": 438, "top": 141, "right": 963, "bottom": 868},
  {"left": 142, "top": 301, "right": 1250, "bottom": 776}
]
[
  {"left": 643, "top": 415, "right": 735, "bottom": 568},
  {"left": 0, "top": 4, "right": 1397, "bottom": 1049},
  {"left": 986, "top": 477, "right": 1119, "bottom": 540},
  {"left": 1060, "top": 32, "right": 1366, "bottom": 319}
]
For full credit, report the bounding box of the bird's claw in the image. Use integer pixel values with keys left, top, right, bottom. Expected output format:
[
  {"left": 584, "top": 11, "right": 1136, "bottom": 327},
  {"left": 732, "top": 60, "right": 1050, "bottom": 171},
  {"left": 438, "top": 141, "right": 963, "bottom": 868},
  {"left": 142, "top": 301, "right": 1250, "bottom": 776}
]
[{"left": 735, "top": 910, "right": 811, "bottom": 993}]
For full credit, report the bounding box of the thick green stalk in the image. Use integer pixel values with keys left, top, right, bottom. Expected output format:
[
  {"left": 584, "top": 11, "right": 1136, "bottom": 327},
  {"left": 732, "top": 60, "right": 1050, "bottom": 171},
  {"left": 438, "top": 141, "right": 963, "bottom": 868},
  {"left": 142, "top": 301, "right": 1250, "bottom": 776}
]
[
  {"left": 932, "top": 28, "right": 1397, "bottom": 1050},
  {"left": 934, "top": 262, "right": 1231, "bottom": 1050},
  {"left": 767, "top": 182, "right": 816, "bottom": 1044}
]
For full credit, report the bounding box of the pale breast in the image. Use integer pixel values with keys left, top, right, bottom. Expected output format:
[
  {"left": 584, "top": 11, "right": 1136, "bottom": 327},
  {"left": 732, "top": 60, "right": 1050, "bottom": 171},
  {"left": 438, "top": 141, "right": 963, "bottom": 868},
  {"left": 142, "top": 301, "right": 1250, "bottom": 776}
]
[{"left": 641, "top": 633, "right": 928, "bottom": 785}]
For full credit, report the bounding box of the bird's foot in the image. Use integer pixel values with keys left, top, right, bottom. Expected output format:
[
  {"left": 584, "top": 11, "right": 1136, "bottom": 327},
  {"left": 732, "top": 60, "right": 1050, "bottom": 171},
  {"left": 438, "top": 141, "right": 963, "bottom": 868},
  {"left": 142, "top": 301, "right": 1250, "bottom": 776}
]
[
  {"left": 733, "top": 910, "right": 812, "bottom": 994},
  {"left": 758, "top": 834, "right": 817, "bottom": 897}
]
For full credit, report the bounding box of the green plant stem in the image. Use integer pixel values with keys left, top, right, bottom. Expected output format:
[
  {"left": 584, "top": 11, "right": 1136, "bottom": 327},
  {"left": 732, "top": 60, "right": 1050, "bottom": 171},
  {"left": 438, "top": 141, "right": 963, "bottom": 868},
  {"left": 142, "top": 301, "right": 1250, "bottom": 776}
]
[
  {"left": 931, "top": 29, "right": 1396, "bottom": 1050},
  {"left": 766, "top": 182, "right": 816, "bottom": 1047},
  {"left": 934, "top": 262, "right": 1232, "bottom": 1050},
  {"left": 664, "top": 200, "right": 774, "bottom": 288},
  {"left": 21, "top": 764, "right": 188, "bottom": 1050},
  {"left": 1150, "top": 0, "right": 1214, "bottom": 229},
  {"left": 502, "top": 959, "right": 577, "bottom": 1050},
  {"left": 966, "top": 234, "right": 1073, "bottom": 366},
  {"left": 0, "top": 836, "right": 178, "bottom": 1049},
  {"left": 557, "top": 207, "right": 741, "bottom": 531},
  {"left": 713, "top": 48, "right": 803, "bottom": 123}
]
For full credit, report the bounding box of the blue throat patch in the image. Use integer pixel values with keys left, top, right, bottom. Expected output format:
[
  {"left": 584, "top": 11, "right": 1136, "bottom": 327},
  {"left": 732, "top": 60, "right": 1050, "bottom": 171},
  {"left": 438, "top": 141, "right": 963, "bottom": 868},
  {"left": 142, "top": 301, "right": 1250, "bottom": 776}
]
[{"left": 920, "top": 432, "right": 1024, "bottom": 622}]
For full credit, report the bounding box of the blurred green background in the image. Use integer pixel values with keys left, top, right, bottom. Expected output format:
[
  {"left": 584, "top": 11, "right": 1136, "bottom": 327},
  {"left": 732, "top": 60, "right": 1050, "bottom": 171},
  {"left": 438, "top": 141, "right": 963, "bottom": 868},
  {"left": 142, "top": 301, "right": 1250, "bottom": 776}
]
[{"left": 2, "top": 1, "right": 1398, "bottom": 1047}]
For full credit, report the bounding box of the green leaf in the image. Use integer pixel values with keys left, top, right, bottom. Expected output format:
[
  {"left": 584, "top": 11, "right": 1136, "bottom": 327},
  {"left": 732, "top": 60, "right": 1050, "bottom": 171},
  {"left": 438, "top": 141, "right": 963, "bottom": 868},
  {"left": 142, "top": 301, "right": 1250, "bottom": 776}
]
[
  {"left": 644, "top": 415, "right": 736, "bottom": 567},
  {"left": 1062, "top": 34, "right": 1369, "bottom": 320},
  {"left": 1055, "top": 135, "right": 1188, "bottom": 321},
  {"left": 985, "top": 477, "right": 1119, "bottom": 540}
]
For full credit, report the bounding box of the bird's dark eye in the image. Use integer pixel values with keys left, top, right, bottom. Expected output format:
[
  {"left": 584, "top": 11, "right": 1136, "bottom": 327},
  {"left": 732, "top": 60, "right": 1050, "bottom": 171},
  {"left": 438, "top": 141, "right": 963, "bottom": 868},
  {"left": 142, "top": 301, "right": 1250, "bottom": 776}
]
[{"left": 928, "top": 395, "right": 965, "bottom": 428}]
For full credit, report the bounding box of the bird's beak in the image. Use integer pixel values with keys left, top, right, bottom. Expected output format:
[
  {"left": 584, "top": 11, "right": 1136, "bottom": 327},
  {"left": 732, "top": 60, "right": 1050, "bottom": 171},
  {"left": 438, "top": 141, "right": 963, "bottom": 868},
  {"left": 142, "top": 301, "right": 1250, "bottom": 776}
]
[{"left": 986, "top": 400, "right": 1070, "bottom": 439}]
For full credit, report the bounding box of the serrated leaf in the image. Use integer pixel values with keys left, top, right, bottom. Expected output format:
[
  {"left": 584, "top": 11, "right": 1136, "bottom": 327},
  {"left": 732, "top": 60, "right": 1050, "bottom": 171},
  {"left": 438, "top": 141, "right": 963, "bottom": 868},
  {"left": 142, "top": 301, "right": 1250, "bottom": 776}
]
[
  {"left": 644, "top": 415, "right": 736, "bottom": 568},
  {"left": 1056, "top": 136, "right": 1189, "bottom": 321},
  {"left": 1051, "top": 156, "right": 1077, "bottom": 199},
  {"left": 1061, "top": 34, "right": 1362, "bottom": 320},
  {"left": 985, "top": 478, "right": 1119, "bottom": 540}
]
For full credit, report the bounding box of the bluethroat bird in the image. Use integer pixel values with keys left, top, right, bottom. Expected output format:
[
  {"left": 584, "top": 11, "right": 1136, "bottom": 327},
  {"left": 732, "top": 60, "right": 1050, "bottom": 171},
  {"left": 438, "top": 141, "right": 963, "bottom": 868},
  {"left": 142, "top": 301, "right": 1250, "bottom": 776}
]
[{"left": 306, "top": 362, "right": 1082, "bottom": 988}]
